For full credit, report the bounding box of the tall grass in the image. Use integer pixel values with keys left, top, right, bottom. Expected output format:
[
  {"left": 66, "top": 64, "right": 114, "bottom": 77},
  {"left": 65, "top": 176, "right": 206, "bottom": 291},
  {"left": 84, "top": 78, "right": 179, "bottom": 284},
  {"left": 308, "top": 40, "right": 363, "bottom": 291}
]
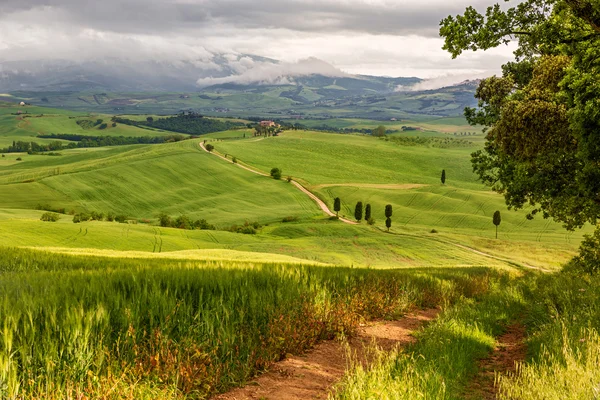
[
  {"left": 0, "top": 247, "right": 489, "bottom": 399},
  {"left": 333, "top": 268, "right": 600, "bottom": 400},
  {"left": 497, "top": 269, "right": 600, "bottom": 399},
  {"left": 331, "top": 272, "right": 525, "bottom": 400}
]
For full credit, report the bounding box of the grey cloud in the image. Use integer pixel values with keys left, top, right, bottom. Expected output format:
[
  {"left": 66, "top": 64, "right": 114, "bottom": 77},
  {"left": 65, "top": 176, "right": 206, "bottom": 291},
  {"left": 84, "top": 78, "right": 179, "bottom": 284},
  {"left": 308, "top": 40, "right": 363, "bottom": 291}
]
[{"left": 0, "top": 0, "right": 492, "bottom": 37}]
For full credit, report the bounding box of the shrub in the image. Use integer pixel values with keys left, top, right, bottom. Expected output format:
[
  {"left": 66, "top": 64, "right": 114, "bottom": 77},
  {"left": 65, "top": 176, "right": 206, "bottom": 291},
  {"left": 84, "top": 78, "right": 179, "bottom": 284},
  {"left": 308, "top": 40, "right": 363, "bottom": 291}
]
[
  {"left": 205, "top": 144, "right": 214, "bottom": 152},
  {"left": 430, "top": 229, "right": 438, "bottom": 233},
  {"left": 282, "top": 216, "right": 299, "bottom": 223},
  {"left": 329, "top": 215, "right": 340, "bottom": 220},
  {"left": 106, "top": 212, "right": 116, "bottom": 222},
  {"left": 174, "top": 215, "right": 193, "bottom": 230},
  {"left": 287, "top": 176, "right": 292, "bottom": 182},
  {"left": 40, "top": 212, "right": 60, "bottom": 222},
  {"left": 229, "top": 221, "right": 261, "bottom": 234},
  {"left": 115, "top": 215, "right": 128, "bottom": 223},
  {"left": 238, "top": 226, "right": 256, "bottom": 234},
  {"left": 72, "top": 213, "right": 91, "bottom": 223},
  {"left": 193, "top": 219, "right": 216, "bottom": 230},
  {"left": 232, "top": 157, "right": 237, "bottom": 163},
  {"left": 158, "top": 212, "right": 172, "bottom": 227},
  {"left": 270, "top": 167, "right": 282, "bottom": 180},
  {"left": 16, "top": 157, "right": 22, "bottom": 161},
  {"left": 90, "top": 211, "right": 104, "bottom": 221},
  {"left": 367, "top": 217, "right": 375, "bottom": 225},
  {"left": 571, "top": 228, "right": 600, "bottom": 274}
]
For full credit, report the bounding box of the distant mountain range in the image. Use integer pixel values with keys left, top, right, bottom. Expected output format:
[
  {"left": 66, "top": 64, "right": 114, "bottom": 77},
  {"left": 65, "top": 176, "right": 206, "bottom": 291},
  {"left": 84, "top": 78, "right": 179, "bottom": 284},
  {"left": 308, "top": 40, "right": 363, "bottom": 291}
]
[
  {"left": 0, "top": 57, "right": 422, "bottom": 93},
  {"left": 0, "top": 57, "right": 481, "bottom": 118}
]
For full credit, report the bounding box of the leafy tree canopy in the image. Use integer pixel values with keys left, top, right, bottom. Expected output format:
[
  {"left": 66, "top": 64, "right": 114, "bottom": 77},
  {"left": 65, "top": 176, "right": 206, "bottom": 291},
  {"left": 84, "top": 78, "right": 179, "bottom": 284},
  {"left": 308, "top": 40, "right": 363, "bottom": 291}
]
[{"left": 441, "top": 0, "right": 600, "bottom": 232}]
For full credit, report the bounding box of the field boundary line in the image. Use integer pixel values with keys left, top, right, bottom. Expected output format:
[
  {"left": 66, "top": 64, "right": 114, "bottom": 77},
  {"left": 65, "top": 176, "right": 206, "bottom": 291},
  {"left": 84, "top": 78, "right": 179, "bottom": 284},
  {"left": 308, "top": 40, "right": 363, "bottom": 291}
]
[{"left": 199, "top": 141, "right": 357, "bottom": 225}]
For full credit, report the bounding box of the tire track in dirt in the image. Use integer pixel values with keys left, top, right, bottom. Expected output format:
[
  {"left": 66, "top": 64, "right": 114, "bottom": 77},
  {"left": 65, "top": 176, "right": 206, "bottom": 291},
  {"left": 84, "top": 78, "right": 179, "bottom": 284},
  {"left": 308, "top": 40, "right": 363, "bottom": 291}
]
[{"left": 213, "top": 308, "right": 439, "bottom": 400}]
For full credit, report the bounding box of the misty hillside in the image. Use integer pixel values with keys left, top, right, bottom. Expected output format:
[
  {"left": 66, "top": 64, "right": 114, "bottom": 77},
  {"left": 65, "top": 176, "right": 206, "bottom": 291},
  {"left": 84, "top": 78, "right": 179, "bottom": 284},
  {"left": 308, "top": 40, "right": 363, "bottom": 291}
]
[{"left": 0, "top": 57, "right": 479, "bottom": 119}]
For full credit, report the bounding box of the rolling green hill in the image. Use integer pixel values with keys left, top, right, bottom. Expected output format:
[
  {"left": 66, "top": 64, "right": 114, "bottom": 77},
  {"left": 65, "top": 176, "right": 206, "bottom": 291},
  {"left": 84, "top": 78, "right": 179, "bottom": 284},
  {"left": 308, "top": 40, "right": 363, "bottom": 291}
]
[
  {"left": 0, "top": 139, "right": 321, "bottom": 225},
  {"left": 213, "top": 130, "right": 592, "bottom": 253}
]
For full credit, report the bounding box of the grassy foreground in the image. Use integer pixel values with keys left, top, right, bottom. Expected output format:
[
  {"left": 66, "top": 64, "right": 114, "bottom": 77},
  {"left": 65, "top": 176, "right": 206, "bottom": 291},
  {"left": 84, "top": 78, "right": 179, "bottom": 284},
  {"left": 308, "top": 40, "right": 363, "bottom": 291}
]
[
  {"left": 331, "top": 266, "right": 600, "bottom": 399},
  {"left": 0, "top": 247, "right": 497, "bottom": 399}
]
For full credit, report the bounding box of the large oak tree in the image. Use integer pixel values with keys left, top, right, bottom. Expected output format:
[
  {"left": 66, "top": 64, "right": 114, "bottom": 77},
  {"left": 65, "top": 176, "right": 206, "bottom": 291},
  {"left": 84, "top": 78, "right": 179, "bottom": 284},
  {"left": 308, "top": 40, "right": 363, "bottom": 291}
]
[{"left": 440, "top": 0, "right": 600, "bottom": 269}]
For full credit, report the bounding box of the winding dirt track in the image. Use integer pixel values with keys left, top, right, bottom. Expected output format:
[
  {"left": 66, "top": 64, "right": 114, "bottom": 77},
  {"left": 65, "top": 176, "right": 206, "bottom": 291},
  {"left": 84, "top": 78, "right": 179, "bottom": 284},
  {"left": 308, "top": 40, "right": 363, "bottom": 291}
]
[
  {"left": 464, "top": 323, "right": 527, "bottom": 400},
  {"left": 199, "top": 141, "right": 356, "bottom": 224},
  {"left": 213, "top": 308, "right": 439, "bottom": 400}
]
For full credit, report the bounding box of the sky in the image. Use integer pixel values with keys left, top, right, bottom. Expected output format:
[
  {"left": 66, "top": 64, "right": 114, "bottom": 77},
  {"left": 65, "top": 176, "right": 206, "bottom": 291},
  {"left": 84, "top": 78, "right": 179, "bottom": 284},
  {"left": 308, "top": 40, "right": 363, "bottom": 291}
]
[{"left": 0, "top": 0, "right": 517, "bottom": 82}]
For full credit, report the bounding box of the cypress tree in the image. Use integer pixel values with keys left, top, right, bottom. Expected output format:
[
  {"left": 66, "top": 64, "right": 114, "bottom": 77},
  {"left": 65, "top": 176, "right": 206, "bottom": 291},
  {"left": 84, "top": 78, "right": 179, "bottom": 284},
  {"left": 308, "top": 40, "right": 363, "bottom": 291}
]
[
  {"left": 441, "top": 169, "right": 446, "bottom": 185},
  {"left": 365, "top": 203, "right": 372, "bottom": 221},
  {"left": 493, "top": 210, "right": 502, "bottom": 239},
  {"left": 385, "top": 204, "right": 393, "bottom": 219},
  {"left": 354, "top": 201, "right": 363, "bottom": 222},
  {"left": 334, "top": 197, "right": 341, "bottom": 217}
]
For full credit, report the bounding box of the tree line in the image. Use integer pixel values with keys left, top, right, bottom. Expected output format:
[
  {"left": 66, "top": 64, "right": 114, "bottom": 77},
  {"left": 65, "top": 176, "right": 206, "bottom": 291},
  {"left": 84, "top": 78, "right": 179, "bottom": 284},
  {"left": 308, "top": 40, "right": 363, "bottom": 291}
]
[
  {"left": 112, "top": 112, "right": 245, "bottom": 135},
  {"left": 1, "top": 134, "right": 188, "bottom": 154}
]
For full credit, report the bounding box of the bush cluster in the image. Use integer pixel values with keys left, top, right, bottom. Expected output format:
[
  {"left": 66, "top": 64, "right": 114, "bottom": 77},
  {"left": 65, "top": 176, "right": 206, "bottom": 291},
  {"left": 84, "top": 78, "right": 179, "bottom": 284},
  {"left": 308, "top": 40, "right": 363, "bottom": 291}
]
[
  {"left": 158, "top": 213, "right": 215, "bottom": 230},
  {"left": 229, "top": 221, "right": 262, "bottom": 234},
  {"left": 40, "top": 212, "right": 60, "bottom": 222},
  {"left": 73, "top": 212, "right": 127, "bottom": 223}
]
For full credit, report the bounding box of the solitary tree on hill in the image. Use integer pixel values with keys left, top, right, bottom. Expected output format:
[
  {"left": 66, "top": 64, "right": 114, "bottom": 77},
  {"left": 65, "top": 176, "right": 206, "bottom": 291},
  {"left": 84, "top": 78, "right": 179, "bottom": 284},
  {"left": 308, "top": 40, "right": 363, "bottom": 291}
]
[
  {"left": 270, "top": 168, "right": 282, "bottom": 180},
  {"left": 205, "top": 143, "right": 214, "bottom": 152},
  {"left": 354, "top": 201, "right": 363, "bottom": 222},
  {"left": 365, "top": 203, "right": 372, "bottom": 221},
  {"left": 374, "top": 125, "right": 386, "bottom": 137},
  {"left": 493, "top": 210, "right": 501, "bottom": 239},
  {"left": 334, "top": 197, "right": 341, "bottom": 217},
  {"left": 441, "top": 169, "right": 446, "bottom": 185}
]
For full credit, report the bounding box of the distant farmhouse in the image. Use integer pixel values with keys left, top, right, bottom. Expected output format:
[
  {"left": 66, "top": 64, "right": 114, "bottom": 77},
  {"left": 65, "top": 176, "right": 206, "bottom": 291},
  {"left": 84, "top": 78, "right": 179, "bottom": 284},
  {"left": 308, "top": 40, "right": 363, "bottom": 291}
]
[{"left": 260, "top": 120, "right": 276, "bottom": 127}]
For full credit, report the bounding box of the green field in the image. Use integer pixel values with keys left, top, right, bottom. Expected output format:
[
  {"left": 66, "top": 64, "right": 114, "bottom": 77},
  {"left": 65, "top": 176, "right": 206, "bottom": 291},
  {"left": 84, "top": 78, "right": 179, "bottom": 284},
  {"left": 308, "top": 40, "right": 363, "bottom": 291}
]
[
  {"left": 1, "top": 104, "right": 598, "bottom": 399},
  {"left": 0, "top": 140, "right": 321, "bottom": 226},
  {"left": 214, "top": 130, "right": 591, "bottom": 251}
]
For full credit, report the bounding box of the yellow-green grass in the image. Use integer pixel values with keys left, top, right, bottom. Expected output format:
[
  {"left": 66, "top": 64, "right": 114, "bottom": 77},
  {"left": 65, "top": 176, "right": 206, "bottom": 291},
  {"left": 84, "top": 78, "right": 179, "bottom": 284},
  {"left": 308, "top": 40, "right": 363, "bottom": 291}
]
[
  {"left": 0, "top": 209, "right": 569, "bottom": 270},
  {"left": 0, "top": 140, "right": 322, "bottom": 225},
  {"left": 213, "top": 130, "right": 592, "bottom": 250},
  {"left": 0, "top": 246, "right": 499, "bottom": 399},
  {"left": 333, "top": 267, "right": 600, "bottom": 400}
]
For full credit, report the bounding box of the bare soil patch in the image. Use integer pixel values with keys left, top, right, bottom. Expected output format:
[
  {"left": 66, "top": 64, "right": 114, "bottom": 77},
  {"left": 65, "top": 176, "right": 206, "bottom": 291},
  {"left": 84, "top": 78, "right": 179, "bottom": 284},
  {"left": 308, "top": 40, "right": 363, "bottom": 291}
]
[
  {"left": 465, "top": 323, "right": 527, "bottom": 400},
  {"left": 213, "top": 308, "right": 439, "bottom": 400}
]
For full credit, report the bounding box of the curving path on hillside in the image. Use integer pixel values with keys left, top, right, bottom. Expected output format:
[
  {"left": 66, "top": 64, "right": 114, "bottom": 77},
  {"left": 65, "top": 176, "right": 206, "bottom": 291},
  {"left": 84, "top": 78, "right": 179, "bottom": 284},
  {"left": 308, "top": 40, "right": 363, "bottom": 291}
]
[{"left": 199, "top": 141, "right": 356, "bottom": 224}]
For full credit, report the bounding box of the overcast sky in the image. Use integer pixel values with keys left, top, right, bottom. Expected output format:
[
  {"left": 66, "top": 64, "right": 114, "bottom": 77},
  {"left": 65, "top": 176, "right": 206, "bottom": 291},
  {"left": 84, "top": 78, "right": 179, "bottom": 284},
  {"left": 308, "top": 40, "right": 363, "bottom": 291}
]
[{"left": 0, "top": 0, "right": 516, "bottom": 80}]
